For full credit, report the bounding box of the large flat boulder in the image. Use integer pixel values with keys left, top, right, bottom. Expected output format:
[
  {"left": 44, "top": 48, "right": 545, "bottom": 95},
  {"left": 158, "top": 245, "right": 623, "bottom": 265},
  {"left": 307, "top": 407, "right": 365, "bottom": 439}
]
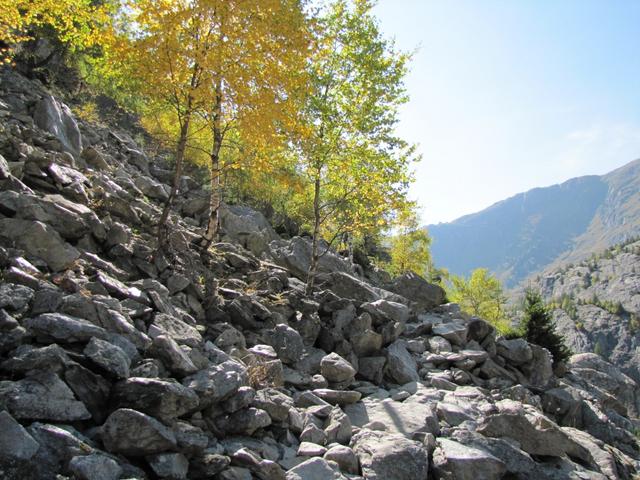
[{"left": 351, "top": 429, "right": 429, "bottom": 480}]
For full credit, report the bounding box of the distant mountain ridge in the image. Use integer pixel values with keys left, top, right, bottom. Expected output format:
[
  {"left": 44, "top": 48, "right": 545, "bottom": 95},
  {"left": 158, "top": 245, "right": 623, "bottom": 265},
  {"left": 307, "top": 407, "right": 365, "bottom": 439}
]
[{"left": 427, "top": 158, "right": 640, "bottom": 286}]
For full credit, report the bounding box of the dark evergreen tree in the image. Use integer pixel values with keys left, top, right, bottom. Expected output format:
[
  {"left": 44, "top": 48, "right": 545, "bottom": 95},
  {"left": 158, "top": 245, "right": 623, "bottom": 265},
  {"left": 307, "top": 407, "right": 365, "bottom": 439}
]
[{"left": 522, "top": 289, "right": 571, "bottom": 365}]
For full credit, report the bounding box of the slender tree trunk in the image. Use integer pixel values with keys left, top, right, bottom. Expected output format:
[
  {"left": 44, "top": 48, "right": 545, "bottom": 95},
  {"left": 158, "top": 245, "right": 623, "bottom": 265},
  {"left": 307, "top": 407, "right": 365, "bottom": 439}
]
[
  {"left": 200, "top": 81, "right": 223, "bottom": 249},
  {"left": 157, "top": 106, "right": 192, "bottom": 248},
  {"left": 306, "top": 167, "right": 322, "bottom": 295}
]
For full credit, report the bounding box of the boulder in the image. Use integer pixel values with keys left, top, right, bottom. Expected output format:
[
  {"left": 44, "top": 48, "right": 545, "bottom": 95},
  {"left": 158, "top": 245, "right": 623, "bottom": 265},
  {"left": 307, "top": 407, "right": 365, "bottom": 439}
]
[
  {"left": 68, "top": 454, "right": 123, "bottom": 480},
  {"left": 84, "top": 337, "right": 131, "bottom": 379},
  {"left": 0, "top": 410, "right": 40, "bottom": 461},
  {"left": 478, "top": 409, "right": 590, "bottom": 460},
  {"left": 432, "top": 321, "right": 468, "bottom": 346},
  {"left": 496, "top": 338, "right": 533, "bottom": 365},
  {"left": 112, "top": 377, "right": 199, "bottom": 421},
  {"left": 351, "top": 429, "right": 430, "bottom": 480},
  {"left": 221, "top": 205, "right": 280, "bottom": 255},
  {"left": 101, "top": 408, "right": 177, "bottom": 456},
  {"left": 432, "top": 438, "right": 506, "bottom": 480},
  {"left": 23, "top": 313, "right": 106, "bottom": 343},
  {"left": 285, "top": 457, "right": 347, "bottom": 480},
  {"left": 384, "top": 271, "right": 445, "bottom": 311},
  {"left": 263, "top": 324, "right": 304, "bottom": 365},
  {"left": 146, "top": 452, "right": 189, "bottom": 479},
  {"left": 148, "top": 313, "right": 203, "bottom": 347},
  {"left": 269, "top": 236, "right": 352, "bottom": 280},
  {"left": 345, "top": 395, "right": 439, "bottom": 438},
  {"left": 33, "top": 95, "right": 82, "bottom": 155},
  {"left": 215, "top": 408, "right": 271, "bottom": 436},
  {"left": 182, "top": 361, "right": 247, "bottom": 408},
  {"left": 320, "top": 353, "right": 357, "bottom": 384},
  {"left": 385, "top": 340, "right": 419, "bottom": 384},
  {"left": 0, "top": 372, "right": 91, "bottom": 421},
  {"left": 0, "top": 219, "right": 80, "bottom": 271},
  {"left": 323, "top": 445, "right": 359, "bottom": 474}
]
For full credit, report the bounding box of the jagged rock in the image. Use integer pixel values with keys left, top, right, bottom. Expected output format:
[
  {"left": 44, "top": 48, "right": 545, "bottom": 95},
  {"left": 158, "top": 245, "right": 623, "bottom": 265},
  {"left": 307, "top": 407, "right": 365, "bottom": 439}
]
[
  {"left": 148, "top": 313, "right": 203, "bottom": 347},
  {"left": 0, "top": 372, "right": 91, "bottom": 421},
  {"left": 385, "top": 340, "right": 419, "bottom": 384},
  {"left": 26, "top": 422, "right": 95, "bottom": 474},
  {"left": 351, "top": 429, "right": 430, "bottom": 480},
  {"left": 33, "top": 95, "right": 82, "bottom": 155},
  {"left": 543, "top": 386, "right": 584, "bottom": 427},
  {"left": 0, "top": 344, "right": 72, "bottom": 374},
  {"left": 432, "top": 438, "right": 506, "bottom": 480},
  {"left": 298, "top": 442, "right": 327, "bottom": 457},
  {"left": 146, "top": 452, "right": 189, "bottom": 479},
  {"left": 0, "top": 219, "right": 80, "bottom": 271},
  {"left": 151, "top": 335, "right": 199, "bottom": 376},
  {"left": 182, "top": 361, "right": 247, "bottom": 408},
  {"left": 0, "top": 283, "right": 33, "bottom": 312},
  {"left": 134, "top": 175, "right": 170, "bottom": 201},
  {"left": 23, "top": 312, "right": 107, "bottom": 343},
  {"left": 432, "top": 321, "right": 468, "bottom": 346},
  {"left": 269, "top": 236, "right": 352, "bottom": 280},
  {"left": 263, "top": 324, "right": 305, "bottom": 365},
  {"left": 215, "top": 408, "right": 272, "bottom": 435},
  {"left": 324, "top": 405, "right": 352, "bottom": 445},
  {"left": 436, "top": 402, "right": 476, "bottom": 426},
  {"left": 0, "top": 191, "right": 105, "bottom": 241},
  {"left": 285, "top": 457, "right": 347, "bottom": 480},
  {"left": 68, "top": 454, "right": 123, "bottom": 480},
  {"left": 361, "top": 299, "right": 410, "bottom": 324},
  {"left": 0, "top": 410, "right": 40, "bottom": 461},
  {"left": 478, "top": 406, "right": 590, "bottom": 460},
  {"left": 496, "top": 338, "right": 533, "bottom": 365},
  {"left": 312, "top": 389, "right": 361, "bottom": 406},
  {"left": 251, "top": 388, "right": 293, "bottom": 422},
  {"left": 345, "top": 394, "right": 439, "bottom": 438},
  {"left": 189, "top": 453, "right": 231, "bottom": 478},
  {"left": 101, "top": 408, "right": 177, "bottom": 456},
  {"left": 112, "top": 377, "right": 199, "bottom": 421},
  {"left": 384, "top": 271, "right": 445, "bottom": 311},
  {"left": 84, "top": 337, "right": 131, "bottom": 379},
  {"left": 521, "top": 343, "right": 554, "bottom": 388},
  {"left": 357, "top": 356, "right": 386, "bottom": 383},
  {"left": 301, "top": 423, "right": 328, "bottom": 445},
  {"left": 569, "top": 353, "right": 640, "bottom": 417},
  {"left": 350, "top": 329, "right": 383, "bottom": 357},
  {"left": 320, "top": 352, "right": 356, "bottom": 384},
  {"left": 323, "top": 445, "right": 359, "bottom": 474},
  {"left": 220, "top": 205, "right": 280, "bottom": 255}
]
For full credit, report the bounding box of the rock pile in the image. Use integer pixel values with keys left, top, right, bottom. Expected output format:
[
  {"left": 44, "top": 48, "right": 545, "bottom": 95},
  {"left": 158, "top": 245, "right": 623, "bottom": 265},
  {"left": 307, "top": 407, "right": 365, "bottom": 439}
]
[{"left": 0, "top": 68, "right": 638, "bottom": 479}]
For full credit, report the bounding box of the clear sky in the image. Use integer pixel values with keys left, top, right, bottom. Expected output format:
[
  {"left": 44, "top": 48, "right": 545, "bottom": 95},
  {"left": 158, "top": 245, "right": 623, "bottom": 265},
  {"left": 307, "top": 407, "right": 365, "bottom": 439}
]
[{"left": 372, "top": 0, "right": 640, "bottom": 224}]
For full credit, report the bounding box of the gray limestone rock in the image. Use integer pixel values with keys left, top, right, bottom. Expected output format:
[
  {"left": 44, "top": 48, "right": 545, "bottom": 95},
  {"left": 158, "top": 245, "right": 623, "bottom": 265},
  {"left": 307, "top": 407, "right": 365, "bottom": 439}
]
[
  {"left": 101, "top": 408, "right": 177, "bottom": 456},
  {"left": 351, "top": 429, "right": 430, "bottom": 480},
  {"left": 0, "top": 372, "right": 91, "bottom": 421}
]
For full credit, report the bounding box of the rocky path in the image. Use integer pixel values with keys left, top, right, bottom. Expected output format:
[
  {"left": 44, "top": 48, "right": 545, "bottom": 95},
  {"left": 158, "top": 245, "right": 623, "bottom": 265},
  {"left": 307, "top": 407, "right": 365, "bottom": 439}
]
[{"left": 0, "top": 68, "right": 638, "bottom": 479}]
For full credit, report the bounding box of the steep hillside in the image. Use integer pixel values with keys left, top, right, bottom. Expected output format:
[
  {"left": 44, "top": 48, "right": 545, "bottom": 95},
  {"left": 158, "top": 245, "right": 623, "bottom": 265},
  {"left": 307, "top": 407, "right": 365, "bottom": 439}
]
[
  {"left": 1, "top": 69, "right": 639, "bottom": 479},
  {"left": 527, "top": 238, "right": 640, "bottom": 384},
  {"left": 428, "top": 159, "right": 640, "bottom": 286}
]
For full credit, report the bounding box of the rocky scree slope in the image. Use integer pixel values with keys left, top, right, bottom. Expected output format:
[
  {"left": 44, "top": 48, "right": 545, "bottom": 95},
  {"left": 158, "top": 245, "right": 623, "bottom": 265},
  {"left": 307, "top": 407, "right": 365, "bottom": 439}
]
[
  {"left": 0, "top": 68, "right": 639, "bottom": 480},
  {"left": 528, "top": 239, "right": 640, "bottom": 385}
]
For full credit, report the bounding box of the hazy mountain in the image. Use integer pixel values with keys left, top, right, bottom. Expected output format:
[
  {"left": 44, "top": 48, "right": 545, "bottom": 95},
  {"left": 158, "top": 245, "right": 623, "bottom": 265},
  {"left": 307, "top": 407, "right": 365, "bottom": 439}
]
[{"left": 428, "top": 158, "right": 640, "bottom": 286}]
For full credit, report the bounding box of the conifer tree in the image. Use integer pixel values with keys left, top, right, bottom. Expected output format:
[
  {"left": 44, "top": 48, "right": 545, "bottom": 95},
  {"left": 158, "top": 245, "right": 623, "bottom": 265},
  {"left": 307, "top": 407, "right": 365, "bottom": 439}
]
[{"left": 521, "top": 289, "right": 571, "bottom": 365}]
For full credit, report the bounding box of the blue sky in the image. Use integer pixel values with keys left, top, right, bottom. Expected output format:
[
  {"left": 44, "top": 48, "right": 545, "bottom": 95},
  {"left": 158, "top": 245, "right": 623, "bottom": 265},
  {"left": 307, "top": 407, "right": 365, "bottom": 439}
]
[{"left": 372, "top": 0, "right": 640, "bottom": 224}]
